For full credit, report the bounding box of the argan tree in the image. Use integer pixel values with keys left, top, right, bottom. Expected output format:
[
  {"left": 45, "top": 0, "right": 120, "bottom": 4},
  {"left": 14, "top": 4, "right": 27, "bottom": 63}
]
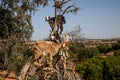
[
  {"left": 0, "top": 0, "right": 49, "bottom": 40},
  {"left": 0, "top": 0, "right": 49, "bottom": 73}
]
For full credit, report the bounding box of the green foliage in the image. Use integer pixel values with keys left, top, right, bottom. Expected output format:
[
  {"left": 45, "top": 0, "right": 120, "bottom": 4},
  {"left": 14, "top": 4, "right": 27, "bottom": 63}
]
[
  {"left": 77, "top": 47, "right": 100, "bottom": 60},
  {"left": 112, "top": 43, "right": 120, "bottom": 50},
  {"left": 0, "top": 0, "right": 48, "bottom": 74},
  {"left": 69, "top": 43, "right": 100, "bottom": 62},
  {"left": 97, "top": 44, "right": 111, "bottom": 53},
  {"left": 77, "top": 56, "right": 120, "bottom": 80},
  {"left": 102, "top": 56, "right": 120, "bottom": 80},
  {"left": 0, "top": 38, "right": 34, "bottom": 73},
  {"left": 0, "top": 7, "right": 33, "bottom": 41},
  {"left": 114, "top": 49, "right": 120, "bottom": 56},
  {"left": 0, "top": 7, "right": 33, "bottom": 40},
  {"left": 69, "top": 43, "right": 84, "bottom": 54},
  {"left": 68, "top": 43, "right": 84, "bottom": 59},
  {"left": 0, "top": 0, "right": 49, "bottom": 40},
  {"left": 69, "top": 42, "right": 120, "bottom": 80},
  {"left": 77, "top": 56, "right": 103, "bottom": 80}
]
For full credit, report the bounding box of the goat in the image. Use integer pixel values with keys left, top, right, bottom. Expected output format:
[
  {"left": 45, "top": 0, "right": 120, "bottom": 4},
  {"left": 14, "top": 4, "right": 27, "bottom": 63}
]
[
  {"left": 46, "top": 4, "right": 74, "bottom": 35},
  {"left": 32, "top": 41, "right": 70, "bottom": 67},
  {"left": 46, "top": 15, "right": 66, "bottom": 34}
]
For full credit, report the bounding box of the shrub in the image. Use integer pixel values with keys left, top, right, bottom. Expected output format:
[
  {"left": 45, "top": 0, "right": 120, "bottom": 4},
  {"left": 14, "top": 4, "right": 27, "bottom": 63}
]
[
  {"left": 112, "top": 43, "right": 120, "bottom": 50},
  {"left": 77, "top": 47, "right": 100, "bottom": 60},
  {"left": 114, "top": 49, "right": 120, "bottom": 56},
  {"left": 102, "top": 56, "right": 120, "bottom": 80},
  {"left": 78, "top": 56, "right": 103, "bottom": 80},
  {"left": 77, "top": 56, "right": 120, "bottom": 80},
  {"left": 97, "top": 44, "right": 111, "bottom": 53},
  {"left": 0, "top": 39, "right": 33, "bottom": 74}
]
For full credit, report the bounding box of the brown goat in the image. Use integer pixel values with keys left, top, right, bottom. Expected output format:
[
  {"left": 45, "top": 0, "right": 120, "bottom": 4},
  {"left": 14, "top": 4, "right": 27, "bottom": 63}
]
[{"left": 32, "top": 41, "right": 70, "bottom": 67}]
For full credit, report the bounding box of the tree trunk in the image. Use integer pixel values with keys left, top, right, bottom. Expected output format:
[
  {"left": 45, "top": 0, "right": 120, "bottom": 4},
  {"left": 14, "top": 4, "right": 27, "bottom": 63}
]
[{"left": 18, "top": 62, "right": 31, "bottom": 80}]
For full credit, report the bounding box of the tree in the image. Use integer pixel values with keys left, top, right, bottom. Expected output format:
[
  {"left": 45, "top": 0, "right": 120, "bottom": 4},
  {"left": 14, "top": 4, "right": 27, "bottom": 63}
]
[
  {"left": 97, "top": 44, "right": 111, "bottom": 54},
  {"left": 77, "top": 47, "right": 100, "bottom": 61},
  {"left": 78, "top": 56, "right": 103, "bottom": 80},
  {"left": 102, "top": 56, "right": 120, "bottom": 80},
  {"left": 114, "top": 50, "right": 120, "bottom": 56},
  {"left": 0, "top": 0, "right": 48, "bottom": 72},
  {"left": 0, "top": 0, "right": 49, "bottom": 40},
  {"left": 111, "top": 42, "right": 120, "bottom": 50},
  {"left": 67, "top": 25, "right": 83, "bottom": 42}
]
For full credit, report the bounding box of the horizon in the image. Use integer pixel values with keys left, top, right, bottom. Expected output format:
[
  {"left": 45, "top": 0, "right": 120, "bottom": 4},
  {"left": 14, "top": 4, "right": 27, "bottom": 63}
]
[{"left": 31, "top": 0, "right": 120, "bottom": 40}]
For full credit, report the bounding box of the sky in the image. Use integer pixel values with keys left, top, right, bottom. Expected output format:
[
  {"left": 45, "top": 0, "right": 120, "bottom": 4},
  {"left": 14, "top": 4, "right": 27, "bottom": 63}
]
[{"left": 31, "top": 0, "right": 120, "bottom": 40}]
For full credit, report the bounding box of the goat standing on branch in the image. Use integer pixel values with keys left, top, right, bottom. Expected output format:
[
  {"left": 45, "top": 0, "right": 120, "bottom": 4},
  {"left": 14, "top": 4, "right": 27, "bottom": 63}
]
[
  {"left": 32, "top": 41, "right": 70, "bottom": 67},
  {"left": 46, "top": 4, "right": 76, "bottom": 34},
  {"left": 46, "top": 15, "right": 66, "bottom": 34}
]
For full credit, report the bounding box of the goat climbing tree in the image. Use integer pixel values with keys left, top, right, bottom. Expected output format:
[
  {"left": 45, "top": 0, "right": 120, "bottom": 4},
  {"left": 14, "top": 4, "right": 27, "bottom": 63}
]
[
  {"left": 20, "top": 0, "right": 80, "bottom": 80},
  {"left": 46, "top": 0, "right": 79, "bottom": 42}
]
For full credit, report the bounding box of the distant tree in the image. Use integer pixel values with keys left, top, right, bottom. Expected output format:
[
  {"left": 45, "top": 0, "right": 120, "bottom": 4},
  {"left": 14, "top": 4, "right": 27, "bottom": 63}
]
[
  {"left": 111, "top": 43, "right": 120, "bottom": 50},
  {"left": 97, "top": 44, "right": 111, "bottom": 54},
  {"left": 68, "top": 43, "right": 100, "bottom": 61},
  {"left": 67, "top": 25, "right": 83, "bottom": 42},
  {"left": 69, "top": 43, "right": 84, "bottom": 53},
  {"left": 77, "top": 47, "right": 100, "bottom": 60},
  {"left": 114, "top": 50, "right": 120, "bottom": 56},
  {"left": 68, "top": 43, "right": 84, "bottom": 59}
]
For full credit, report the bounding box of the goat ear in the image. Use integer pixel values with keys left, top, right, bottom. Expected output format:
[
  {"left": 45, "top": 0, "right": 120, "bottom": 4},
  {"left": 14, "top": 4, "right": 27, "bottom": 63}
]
[
  {"left": 45, "top": 16, "right": 47, "bottom": 22},
  {"left": 45, "top": 16, "right": 48, "bottom": 21}
]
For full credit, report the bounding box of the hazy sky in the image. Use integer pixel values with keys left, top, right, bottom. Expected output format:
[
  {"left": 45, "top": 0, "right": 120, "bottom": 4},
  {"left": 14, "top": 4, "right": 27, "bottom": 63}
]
[{"left": 31, "top": 0, "right": 120, "bottom": 40}]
